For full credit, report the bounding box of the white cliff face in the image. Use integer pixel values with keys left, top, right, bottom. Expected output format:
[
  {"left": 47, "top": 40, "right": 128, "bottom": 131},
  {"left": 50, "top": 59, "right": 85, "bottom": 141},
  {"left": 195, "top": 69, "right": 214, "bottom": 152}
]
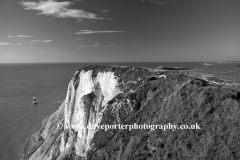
[
  {"left": 24, "top": 66, "right": 151, "bottom": 160},
  {"left": 61, "top": 70, "right": 121, "bottom": 157}
]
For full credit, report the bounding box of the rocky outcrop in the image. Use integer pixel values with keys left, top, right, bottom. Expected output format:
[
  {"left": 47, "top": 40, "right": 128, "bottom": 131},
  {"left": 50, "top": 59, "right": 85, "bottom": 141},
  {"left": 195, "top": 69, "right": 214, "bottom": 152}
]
[{"left": 23, "top": 65, "right": 240, "bottom": 160}]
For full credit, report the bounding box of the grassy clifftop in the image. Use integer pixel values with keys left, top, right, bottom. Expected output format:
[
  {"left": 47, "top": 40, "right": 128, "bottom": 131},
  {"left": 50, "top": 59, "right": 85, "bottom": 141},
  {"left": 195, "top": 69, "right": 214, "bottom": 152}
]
[{"left": 92, "top": 69, "right": 240, "bottom": 160}]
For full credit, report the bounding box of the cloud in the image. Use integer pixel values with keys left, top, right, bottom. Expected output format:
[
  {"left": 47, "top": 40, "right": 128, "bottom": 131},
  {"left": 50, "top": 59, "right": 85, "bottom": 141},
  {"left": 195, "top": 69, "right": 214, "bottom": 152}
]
[
  {"left": 140, "top": 0, "right": 167, "bottom": 5},
  {"left": 20, "top": 0, "right": 103, "bottom": 21},
  {"left": 30, "top": 40, "right": 52, "bottom": 43},
  {"left": 42, "top": 40, "right": 52, "bottom": 42},
  {"left": 0, "top": 42, "right": 12, "bottom": 45},
  {"left": 17, "top": 35, "right": 35, "bottom": 37},
  {"left": 77, "top": 42, "right": 99, "bottom": 48},
  {"left": 6, "top": 35, "right": 34, "bottom": 38},
  {"left": 75, "top": 30, "right": 125, "bottom": 35},
  {"left": 72, "top": 39, "right": 83, "bottom": 42},
  {"left": 77, "top": 43, "right": 116, "bottom": 48},
  {"left": 93, "top": 43, "right": 99, "bottom": 47},
  {"left": 77, "top": 45, "right": 94, "bottom": 48},
  {"left": 101, "top": 10, "right": 109, "bottom": 13}
]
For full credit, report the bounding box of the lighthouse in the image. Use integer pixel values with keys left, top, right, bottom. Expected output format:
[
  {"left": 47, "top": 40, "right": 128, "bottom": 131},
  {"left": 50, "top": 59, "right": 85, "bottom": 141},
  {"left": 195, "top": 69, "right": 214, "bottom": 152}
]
[{"left": 33, "top": 94, "right": 37, "bottom": 104}]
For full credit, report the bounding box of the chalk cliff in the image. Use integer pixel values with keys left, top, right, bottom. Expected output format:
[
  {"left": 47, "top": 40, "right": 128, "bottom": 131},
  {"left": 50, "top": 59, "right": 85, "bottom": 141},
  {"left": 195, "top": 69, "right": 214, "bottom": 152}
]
[{"left": 23, "top": 65, "right": 240, "bottom": 160}]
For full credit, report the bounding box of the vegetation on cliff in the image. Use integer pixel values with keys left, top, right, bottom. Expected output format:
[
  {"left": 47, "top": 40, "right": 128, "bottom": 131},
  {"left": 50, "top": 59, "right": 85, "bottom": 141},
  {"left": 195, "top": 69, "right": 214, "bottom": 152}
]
[{"left": 23, "top": 65, "right": 240, "bottom": 160}]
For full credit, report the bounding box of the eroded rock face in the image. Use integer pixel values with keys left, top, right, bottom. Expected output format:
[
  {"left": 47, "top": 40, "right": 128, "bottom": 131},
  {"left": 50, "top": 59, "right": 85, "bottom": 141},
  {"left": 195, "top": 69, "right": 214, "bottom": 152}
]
[
  {"left": 61, "top": 70, "right": 122, "bottom": 158},
  {"left": 23, "top": 65, "right": 240, "bottom": 160}
]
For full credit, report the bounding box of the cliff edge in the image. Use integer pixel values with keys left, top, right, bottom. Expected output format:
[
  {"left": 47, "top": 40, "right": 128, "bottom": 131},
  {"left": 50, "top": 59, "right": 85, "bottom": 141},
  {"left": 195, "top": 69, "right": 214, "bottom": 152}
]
[{"left": 23, "top": 65, "right": 240, "bottom": 160}]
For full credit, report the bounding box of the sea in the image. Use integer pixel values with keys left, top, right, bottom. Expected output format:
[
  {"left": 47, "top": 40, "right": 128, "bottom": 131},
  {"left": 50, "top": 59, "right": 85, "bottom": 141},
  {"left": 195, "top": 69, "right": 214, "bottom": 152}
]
[{"left": 0, "top": 62, "right": 204, "bottom": 160}]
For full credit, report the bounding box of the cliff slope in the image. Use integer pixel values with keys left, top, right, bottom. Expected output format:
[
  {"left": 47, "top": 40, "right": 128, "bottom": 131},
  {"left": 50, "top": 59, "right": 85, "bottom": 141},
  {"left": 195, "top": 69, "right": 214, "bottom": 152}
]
[{"left": 23, "top": 65, "right": 240, "bottom": 160}]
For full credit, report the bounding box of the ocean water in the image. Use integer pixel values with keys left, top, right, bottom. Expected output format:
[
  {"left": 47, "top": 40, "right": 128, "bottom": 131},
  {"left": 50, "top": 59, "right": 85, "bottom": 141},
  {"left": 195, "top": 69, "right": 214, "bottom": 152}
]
[{"left": 0, "top": 62, "right": 203, "bottom": 160}]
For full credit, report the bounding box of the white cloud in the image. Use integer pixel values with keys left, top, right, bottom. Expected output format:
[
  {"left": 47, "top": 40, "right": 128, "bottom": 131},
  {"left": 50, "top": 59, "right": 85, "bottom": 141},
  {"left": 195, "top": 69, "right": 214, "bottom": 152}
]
[
  {"left": 75, "top": 30, "right": 125, "bottom": 35},
  {"left": 0, "top": 42, "right": 12, "bottom": 45},
  {"left": 77, "top": 42, "right": 99, "bottom": 48},
  {"left": 42, "top": 40, "right": 52, "bottom": 42},
  {"left": 17, "top": 35, "right": 35, "bottom": 37},
  {"left": 30, "top": 40, "right": 52, "bottom": 43},
  {"left": 101, "top": 10, "right": 109, "bottom": 13},
  {"left": 20, "top": 0, "right": 103, "bottom": 21},
  {"left": 6, "top": 35, "right": 34, "bottom": 38},
  {"left": 77, "top": 43, "right": 116, "bottom": 48},
  {"left": 93, "top": 43, "right": 99, "bottom": 47},
  {"left": 72, "top": 38, "right": 83, "bottom": 42}
]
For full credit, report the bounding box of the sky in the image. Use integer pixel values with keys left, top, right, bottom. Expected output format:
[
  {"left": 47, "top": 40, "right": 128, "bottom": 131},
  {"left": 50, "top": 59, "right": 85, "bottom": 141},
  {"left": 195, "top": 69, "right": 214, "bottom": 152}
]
[{"left": 0, "top": 0, "right": 240, "bottom": 63}]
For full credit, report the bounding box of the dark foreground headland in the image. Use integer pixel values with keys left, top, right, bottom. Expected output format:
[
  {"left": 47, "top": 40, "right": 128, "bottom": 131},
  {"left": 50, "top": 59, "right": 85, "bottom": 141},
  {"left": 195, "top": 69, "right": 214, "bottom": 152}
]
[{"left": 22, "top": 64, "right": 240, "bottom": 160}]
